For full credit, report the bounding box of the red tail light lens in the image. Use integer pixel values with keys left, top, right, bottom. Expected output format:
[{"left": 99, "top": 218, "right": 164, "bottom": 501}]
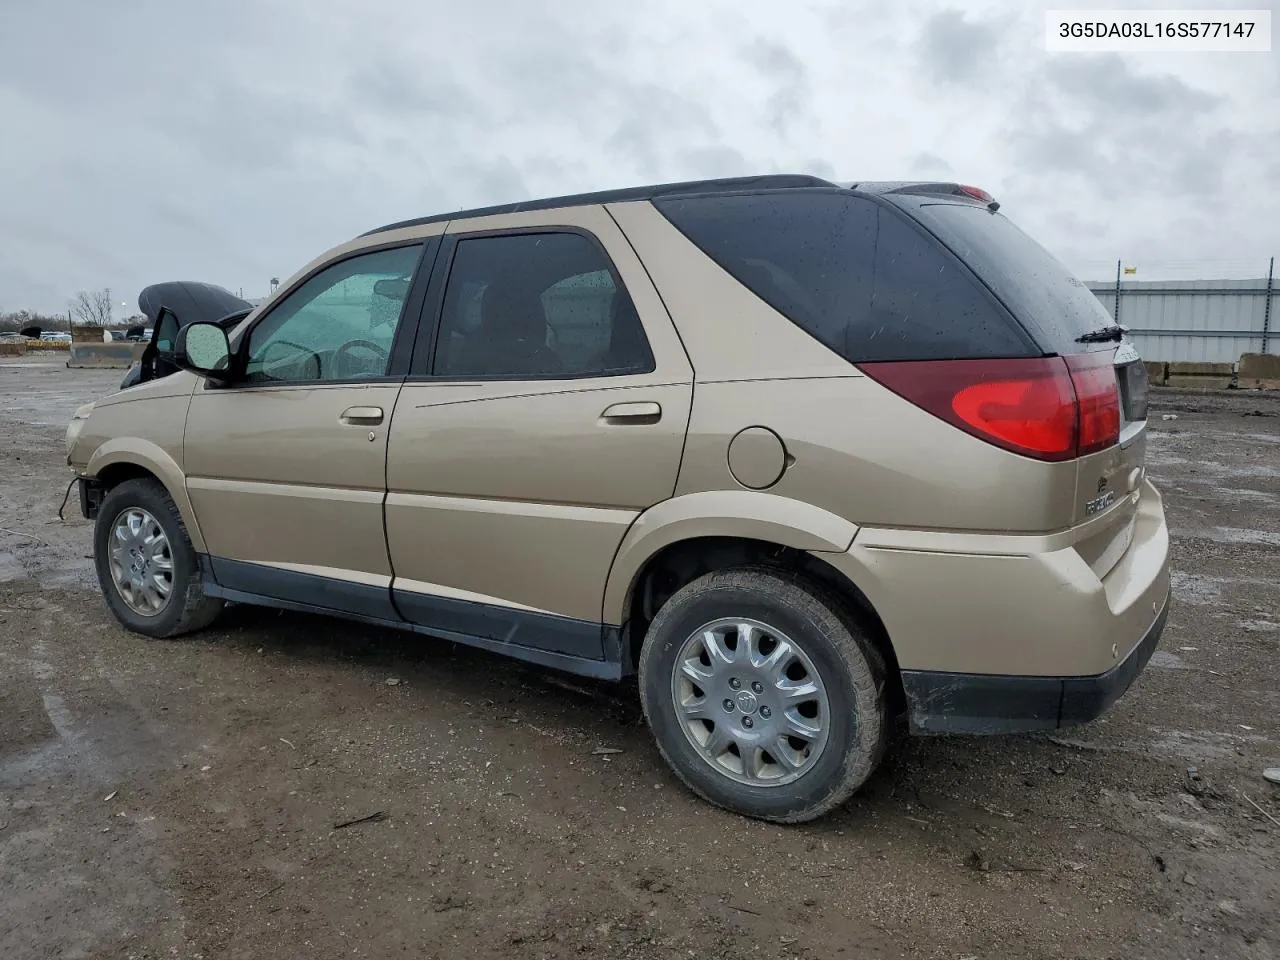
[
  {"left": 951, "top": 366, "right": 1077, "bottom": 458},
  {"left": 1065, "top": 353, "right": 1121, "bottom": 455},
  {"left": 859, "top": 356, "right": 1120, "bottom": 462}
]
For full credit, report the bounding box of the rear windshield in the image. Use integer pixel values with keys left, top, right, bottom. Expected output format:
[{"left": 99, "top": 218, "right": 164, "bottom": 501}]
[
  {"left": 656, "top": 191, "right": 1034, "bottom": 363},
  {"left": 900, "top": 200, "right": 1116, "bottom": 355}
]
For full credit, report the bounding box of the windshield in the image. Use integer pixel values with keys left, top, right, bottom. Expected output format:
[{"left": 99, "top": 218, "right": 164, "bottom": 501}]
[{"left": 901, "top": 200, "right": 1117, "bottom": 355}]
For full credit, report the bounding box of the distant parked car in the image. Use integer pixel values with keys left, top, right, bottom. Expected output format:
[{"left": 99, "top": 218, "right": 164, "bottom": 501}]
[{"left": 40, "top": 332, "right": 72, "bottom": 343}]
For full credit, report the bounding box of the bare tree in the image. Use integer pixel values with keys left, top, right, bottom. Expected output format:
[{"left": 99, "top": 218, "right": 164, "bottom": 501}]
[{"left": 70, "top": 288, "right": 113, "bottom": 327}]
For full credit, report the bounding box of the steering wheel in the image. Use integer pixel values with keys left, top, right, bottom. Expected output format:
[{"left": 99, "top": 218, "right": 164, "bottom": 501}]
[
  {"left": 257, "top": 338, "right": 321, "bottom": 381},
  {"left": 332, "top": 339, "right": 390, "bottom": 379}
]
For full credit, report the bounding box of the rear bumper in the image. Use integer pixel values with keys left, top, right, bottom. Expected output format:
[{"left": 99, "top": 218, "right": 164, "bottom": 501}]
[
  {"left": 899, "top": 592, "right": 1169, "bottom": 734},
  {"left": 816, "top": 478, "right": 1172, "bottom": 734}
]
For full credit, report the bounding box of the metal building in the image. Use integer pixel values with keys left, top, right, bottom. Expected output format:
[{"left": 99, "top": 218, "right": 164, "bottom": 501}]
[{"left": 1085, "top": 278, "right": 1275, "bottom": 363}]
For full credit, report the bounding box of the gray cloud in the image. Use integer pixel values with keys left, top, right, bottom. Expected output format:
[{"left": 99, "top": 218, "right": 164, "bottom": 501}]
[
  {"left": 679, "top": 145, "right": 752, "bottom": 179},
  {"left": 745, "top": 39, "right": 811, "bottom": 134},
  {"left": 911, "top": 152, "right": 954, "bottom": 176},
  {"left": 1042, "top": 54, "right": 1222, "bottom": 117},
  {"left": 351, "top": 61, "right": 483, "bottom": 121},
  {"left": 917, "top": 10, "right": 1000, "bottom": 86},
  {"left": 0, "top": 0, "right": 1275, "bottom": 311},
  {"left": 802, "top": 158, "right": 839, "bottom": 180},
  {"left": 1008, "top": 55, "right": 1236, "bottom": 200}
]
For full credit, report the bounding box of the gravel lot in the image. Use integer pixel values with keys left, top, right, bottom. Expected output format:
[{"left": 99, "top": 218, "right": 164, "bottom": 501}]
[{"left": 2, "top": 358, "right": 1278, "bottom": 960}]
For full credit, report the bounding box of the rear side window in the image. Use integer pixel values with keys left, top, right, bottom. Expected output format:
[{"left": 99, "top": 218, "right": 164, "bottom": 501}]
[
  {"left": 432, "top": 232, "right": 655, "bottom": 379},
  {"left": 655, "top": 192, "right": 1033, "bottom": 363},
  {"left": 902, "top": 201, "right": 1116, "bottom": 355}
]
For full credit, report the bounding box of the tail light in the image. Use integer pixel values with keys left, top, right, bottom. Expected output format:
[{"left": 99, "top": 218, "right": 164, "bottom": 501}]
[
  {"left": 859, "top": 356, "right": 1120, "bottom": 462},
  {"left": 1065, "top": 353, "right": 1121, "bottom": 456}
]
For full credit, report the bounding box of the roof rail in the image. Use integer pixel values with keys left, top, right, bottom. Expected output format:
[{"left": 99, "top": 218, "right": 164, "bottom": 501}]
[{"left": 361, "top": 173, "right": 840, "bottom": 237}]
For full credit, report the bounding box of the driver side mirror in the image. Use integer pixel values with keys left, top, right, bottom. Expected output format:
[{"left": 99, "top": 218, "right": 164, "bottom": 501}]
[{"left": 174, "top": 322, "right": 234, "bottom": 381}]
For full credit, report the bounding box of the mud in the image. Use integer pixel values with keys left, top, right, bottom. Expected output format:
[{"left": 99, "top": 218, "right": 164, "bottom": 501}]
[{"left": 2, "top": 359, "right": 1278, "bottom": 960}]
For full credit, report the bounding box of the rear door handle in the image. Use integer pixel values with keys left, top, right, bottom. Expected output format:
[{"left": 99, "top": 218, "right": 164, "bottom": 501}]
[
  {"left": 600, "top": 401, "right": 662, "bottom": 424},
  {"left": 340, "top": 406, "right": 384, "bottom": 425}
]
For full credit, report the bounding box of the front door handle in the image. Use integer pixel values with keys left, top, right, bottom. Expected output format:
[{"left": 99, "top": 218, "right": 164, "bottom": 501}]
[
  {"left": 340, "top": 406, "right": 384, "bottom": 425},
  {"left": 600, "top": 401, "right": 662, "bottom": 425}
]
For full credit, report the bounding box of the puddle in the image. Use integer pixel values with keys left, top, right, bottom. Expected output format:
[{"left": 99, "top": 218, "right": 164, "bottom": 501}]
[{"left": 1148, "top": 651, "right": 1188, "bottom": 669}]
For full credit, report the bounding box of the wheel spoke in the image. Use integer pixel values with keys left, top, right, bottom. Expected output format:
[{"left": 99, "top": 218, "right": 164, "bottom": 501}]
[
  {"left": 770, "top": 737, "right": 803, "bottom": 771},
  {"left": 142, "top": 580, "right": 165, "bottom": 610},
  {"left": 783, "top": 708, "right": 821, "bottom": 740},
  {"left": 151, "top": 572, "right": 172, "bottom": 597},
  {"left": 151, "top": 553, "right": 173, "bottom": 572},
  {"left": 701, "top": 629, "right": 735, "bottom": 668},
  {"left": 701, "top": 722, "right": 734, "bottom": 758},
  {"left": 740, "top": 745, "right": 765, "bottom": 781},
  {"left": 757, "top": 639, "right": 793, "bottom": 680},
  {"left": 777, "top": 678, "right": 820, "bottom": 702},
  {"left": 678, "top": 694, "right": 711, "bottom": 720},
  {"left": 678, "top": 657, "right": 714, "bottom": 685}
]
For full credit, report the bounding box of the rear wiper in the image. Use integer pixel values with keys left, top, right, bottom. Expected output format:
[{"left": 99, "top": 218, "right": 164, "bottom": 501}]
[{"left": 1075, "top": 324, "right": 1127, "bottom": 344}]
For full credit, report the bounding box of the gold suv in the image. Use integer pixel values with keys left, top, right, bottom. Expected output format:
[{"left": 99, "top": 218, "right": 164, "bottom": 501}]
[{"left": 66, "top": 175, "right": 1171, "bottom": 822}]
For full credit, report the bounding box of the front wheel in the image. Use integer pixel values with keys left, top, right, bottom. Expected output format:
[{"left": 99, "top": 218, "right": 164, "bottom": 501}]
[
  {"left": 638, "top": 568, "right": 887, "bottom": 823},
  {"left": 93, "top": 478, "right": 223, "bottom": 638}
]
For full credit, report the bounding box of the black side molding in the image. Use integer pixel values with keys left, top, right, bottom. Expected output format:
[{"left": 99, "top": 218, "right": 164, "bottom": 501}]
[
  {"left": 197, "top": 556, "right": 625, "bottom": 681},
  {"left": 208, "top": 556, "right": 400, "bottom": 622},
  {"left": 901, "top": 594, "right": 1170, "bottom": 735},
  {"left": 393, "top": 589, "right": 604, "bottom": 661}
]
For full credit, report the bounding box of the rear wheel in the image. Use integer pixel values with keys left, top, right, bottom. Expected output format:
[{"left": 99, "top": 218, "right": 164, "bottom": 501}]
[
  {"left": 93, "top": 478, "right": 223, "bottom": 638},
  {"left": 638, "top": 568, "right": 887, "bottom": 823}
]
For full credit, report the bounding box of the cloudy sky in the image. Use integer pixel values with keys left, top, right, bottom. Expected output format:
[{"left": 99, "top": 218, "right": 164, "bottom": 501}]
[{"left": 2, "top": 0, "right": 1277, "bottom": 316}]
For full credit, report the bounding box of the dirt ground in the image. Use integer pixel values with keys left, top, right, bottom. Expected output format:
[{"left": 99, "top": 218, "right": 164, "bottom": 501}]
[{"left": 2, "top": 358, "right": 1278, "bottom": 960}]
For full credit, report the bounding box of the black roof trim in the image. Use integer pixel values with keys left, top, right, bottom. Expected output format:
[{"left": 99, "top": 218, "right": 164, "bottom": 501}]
[
  {"left": 848, "top": 181, "right": 1000, "bottom": 212},
  {"left": 361, "top": 174, "right": 840, "bottom": 237},
  {"left": 847, "top": 180, "right": 962, "bottom": 196}
]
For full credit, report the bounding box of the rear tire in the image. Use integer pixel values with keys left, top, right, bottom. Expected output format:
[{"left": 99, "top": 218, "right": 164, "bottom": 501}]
[
  {"left": 639, "top": 567, "right": 887, "bottom": 823},
  {"left": 93, "top": 478, "right": 223, "bottom": 638}
]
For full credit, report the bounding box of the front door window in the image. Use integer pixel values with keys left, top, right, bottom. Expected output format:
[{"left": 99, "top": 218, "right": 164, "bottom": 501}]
[{"left": 245, "top": 245, "right": 422, "bottom": 384}]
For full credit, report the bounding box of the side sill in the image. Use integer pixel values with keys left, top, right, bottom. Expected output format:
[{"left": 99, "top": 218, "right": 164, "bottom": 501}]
[{"left": 198, "top": 556, "right": 624, "bottom": 681}]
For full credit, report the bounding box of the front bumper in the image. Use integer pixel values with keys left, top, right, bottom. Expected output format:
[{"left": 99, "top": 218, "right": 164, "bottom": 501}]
[
  {"left": 78, "top": 475, "right": 105, "bottom": 519},
  {"left": 899, "top": 591, "right": 1169, "bottom": 734}
]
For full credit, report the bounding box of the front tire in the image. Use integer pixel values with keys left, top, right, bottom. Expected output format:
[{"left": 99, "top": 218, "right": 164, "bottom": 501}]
[
  {"left": 638, "top": 568, "right": 887, "bottom": 823},
  {"left": 93, "top": 478, "right": 223, "bottom": 638}
]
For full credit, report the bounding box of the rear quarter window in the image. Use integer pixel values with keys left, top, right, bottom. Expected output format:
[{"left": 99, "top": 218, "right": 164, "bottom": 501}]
[
  {"left": 655, "top": 191, "right": 1034, "bottom": 363},
  {"left": 898, "top": 199, "right": 1117, "bottom": 355}
]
